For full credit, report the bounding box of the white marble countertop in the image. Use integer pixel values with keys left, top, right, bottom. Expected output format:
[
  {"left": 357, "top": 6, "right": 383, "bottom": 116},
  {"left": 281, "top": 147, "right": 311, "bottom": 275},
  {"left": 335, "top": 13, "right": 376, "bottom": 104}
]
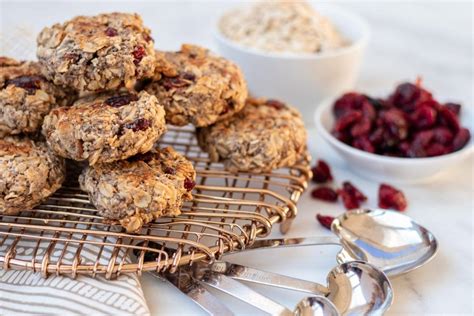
[{"left": 1, "top": 1, "right": 473, "bottom": 315}]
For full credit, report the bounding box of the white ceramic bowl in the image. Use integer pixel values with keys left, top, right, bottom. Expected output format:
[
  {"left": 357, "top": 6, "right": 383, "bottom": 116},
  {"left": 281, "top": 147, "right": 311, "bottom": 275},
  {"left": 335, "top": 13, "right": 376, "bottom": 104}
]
[
  {"left": 315, "top": 97, "right": 474, "bottom": 183},
  {"left": 215, "top": 4, "right": 370, "bottom": 126}
]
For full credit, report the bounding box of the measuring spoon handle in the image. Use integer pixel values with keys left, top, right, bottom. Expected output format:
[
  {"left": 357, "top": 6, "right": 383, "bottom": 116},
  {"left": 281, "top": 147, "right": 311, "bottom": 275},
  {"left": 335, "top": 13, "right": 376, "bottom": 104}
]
[
  {"left": 184, "top": 283, "right": 234, "bottom": 316},
  {"left": 211, "top": 261, "right": 330, "bottom": 296},
  {"left": 151, "top": 272, "right": 234, "bottom": 316},
  {"left": 246, "top": 236, "right": 341, "bottom": 251},
  {"left": 200, "top": 271, "right": 293, "bottom": 316}
]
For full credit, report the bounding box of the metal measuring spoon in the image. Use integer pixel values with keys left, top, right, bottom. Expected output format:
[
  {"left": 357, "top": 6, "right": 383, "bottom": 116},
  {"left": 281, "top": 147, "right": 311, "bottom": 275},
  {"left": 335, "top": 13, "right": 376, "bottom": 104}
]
[
  {"left": 332, "top": 208, "right": 438, "bottom": 276},
  {"left": 137, "top": 245, "right": 338, "bottom": 315},
  {"left": 206, "top": 261, "right": 392, "bottom": 316},
  {"left": 200, "top": 271, "right": 340, "bottom": 316},
  {"left": 245, "top": 208, "right": 438, "bottom": 277},
  {"left": 134, "top": 246, "right": 232, "bottom": 316},
  {"left": 162, "top": 269, "right": 234, "bottom": 316},
  {"left": 325, "top": 261, "right": 392, "bottom": 315},
  {"left": 294, "top": 296, "right": 339, "bottom": 316}
]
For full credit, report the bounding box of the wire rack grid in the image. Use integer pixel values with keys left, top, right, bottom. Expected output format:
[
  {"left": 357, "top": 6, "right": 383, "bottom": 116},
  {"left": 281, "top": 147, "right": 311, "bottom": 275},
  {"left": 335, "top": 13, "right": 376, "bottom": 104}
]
[{"left": 0, "top": 126, "right": 311, "bottom": 279}]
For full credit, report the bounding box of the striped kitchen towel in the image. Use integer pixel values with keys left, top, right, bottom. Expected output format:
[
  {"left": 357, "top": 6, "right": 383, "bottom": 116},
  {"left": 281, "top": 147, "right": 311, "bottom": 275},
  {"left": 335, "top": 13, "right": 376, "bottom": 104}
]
[
  {"left": 0, "top": 225, "right": 150, "bottom": 316},
  {"left": 0, "top": 270, "right": 150, "bottom": 316}
]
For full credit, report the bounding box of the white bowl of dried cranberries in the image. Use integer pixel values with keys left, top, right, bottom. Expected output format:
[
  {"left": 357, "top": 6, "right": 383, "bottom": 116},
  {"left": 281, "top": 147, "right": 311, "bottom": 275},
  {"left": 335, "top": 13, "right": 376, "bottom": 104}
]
[{"left": 315, "top": 80, "right": 473, "bottom": 183}]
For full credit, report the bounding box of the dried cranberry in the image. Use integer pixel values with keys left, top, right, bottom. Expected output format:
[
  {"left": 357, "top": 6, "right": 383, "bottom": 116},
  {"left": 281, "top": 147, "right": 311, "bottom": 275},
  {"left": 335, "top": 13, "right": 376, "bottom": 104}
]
[
  {"left": 412, "top": 130, "right": 434, "bottom": 147},
  {"left": 105, "top": 94, "right": 138, "bottom": 107},
  {"left": 122, "top": 118, "right": 151, "bottom": 132},
  {"left": 432, "top": 127, "right": 454, "bottom": 145},
  {"left": 105, "top": 27, "right": 118, "bottom": 36},
  {"left": 184, "top": 178, "right": 196, "bottom": 191},
  {"left": 311, "top": 160, "right": 333, "bottom": 183},
  {"left": 410, "top": 105, "right": 437, "bottom": 129},
  {"left": 265, "top": 99, "right": 286, "bottom": 110},
  {"left": 444, "top": 103, "right": 461, "bottom": 116},
  {"left": 342, "top": 182, "right": 367, "bottom": 203},
  {"left": 389, "top": 82, "right": 420, "bottom": 109},
  {"left": 378, "top": 184, "right": 407, "bottom": 211},
  {"left": 452, "top": 128, "right": 471, "bottom": 151},
  {"left": 352, "top": 136, "right": 375, "bottom": 153},
  {"left": 389, "top": 82, "right": 432, "bottom": 112},
  {"left": 160, "top": 77, "right": 190, "bottom": 90},
  {"left": 6, "top": 75, "right": 43, "bottom": 94},
  {"left": 439, "top": 107, "right": 460, "bottom": 132},
  {"left": 333, "top": 130, "right": 352, "bottom": 144},
  {"left": 164, "top": 167, "right": 176, "bottom": 175},
  {"left": 338, "top": 181, "right": 367, "bottom": 210},
  {"left": 350, "top": 117, "right": 372, "bottom": 138},
  {"left": 338, "top": 189, "right": 360, "bottom": 210},
  {"left": 311, "top": 187, "right": 338, "bottom": 202},
  {"left": 316, "top": 214, "right": 335, "bottom": 230},
  {"left": 425, "top": 143, "right": 449, "bottom": 157},
  {"left": 378, "top": 130, "right": 400, "bottom": 151},
  {"left": 368, "top": 127, "right": 385, "bottom": 146},
  {"left": 182, "top": 72, "right": 196, "bottom": 81},
  {"left": 418, "top": 99, "right": 441, "bottom": 111},
  {"left": 408, "top": 130, "right": 434, "bottom": 157},
  {"left": 398, "top": 141, "right": 411, "bottom": 156},
  {"left": 333, "top": 93, "right": 367, "bottom": 118},
  {"left": 132, "top": 46, "right": 146, "bottom": 65},
  {"left": 375, "top": 117, "right": 384, "bottom": 128},
  {"left": 380, "top": 108, "right": 408, "bottom": 141},
  {"left": 407, "top": 146, "right": 425, "bottom": 158},
  {"left": 361, "top": 101, "right": 376, "bottom": 121},
  {"left": 334, "top": 110, "right": 363, "bottom": 133}
]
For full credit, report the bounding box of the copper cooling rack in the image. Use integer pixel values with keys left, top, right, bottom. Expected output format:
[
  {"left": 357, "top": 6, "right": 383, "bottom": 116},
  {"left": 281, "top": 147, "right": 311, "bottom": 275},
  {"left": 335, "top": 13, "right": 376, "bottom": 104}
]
[{"left": 0, "top": 126, "right": 311, "bottom": 279}]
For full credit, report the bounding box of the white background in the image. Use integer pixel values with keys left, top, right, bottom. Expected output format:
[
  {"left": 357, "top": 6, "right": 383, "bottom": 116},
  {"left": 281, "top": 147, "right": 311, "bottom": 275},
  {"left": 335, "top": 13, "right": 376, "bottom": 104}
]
[{"left": 1, "top": 1, "right": 473, "bottom": 315}]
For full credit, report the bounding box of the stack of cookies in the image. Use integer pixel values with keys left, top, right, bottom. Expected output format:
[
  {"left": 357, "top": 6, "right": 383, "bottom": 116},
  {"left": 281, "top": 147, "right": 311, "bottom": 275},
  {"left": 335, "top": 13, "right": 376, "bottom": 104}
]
[
  {"left": 1, "top": 12, "right": 307, "bottom": 233},
  {"left": 0, "top": 58, "right": 68, "bottom": 217}
]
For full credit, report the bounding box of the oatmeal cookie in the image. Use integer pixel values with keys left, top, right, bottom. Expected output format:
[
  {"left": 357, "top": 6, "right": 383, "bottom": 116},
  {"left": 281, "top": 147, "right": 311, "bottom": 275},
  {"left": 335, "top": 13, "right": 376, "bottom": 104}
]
[
  {"left": 0, "top": 137, "right": 65, "bottom": 215},
  {"left": 42, "top": 91, "right": 166, "bottom": 165},
  {"left": 145, "top": 44, "right": 247, "bottom": 127},
  {"left": 0, "top": 57, "right": 73, "bottom": 137},
  {"left": 37, "top": 12, "right": 156, "bottom": 92},
  {"left": 197, "top": 98, "right": 307, "bottom": 172},
  {"left": 79, "top": 147, "right": 196, "bottom": 232}
]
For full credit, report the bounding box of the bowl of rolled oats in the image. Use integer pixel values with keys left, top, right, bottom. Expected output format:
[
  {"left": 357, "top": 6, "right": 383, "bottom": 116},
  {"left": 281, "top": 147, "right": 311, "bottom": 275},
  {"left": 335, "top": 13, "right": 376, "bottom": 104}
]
[{"left": 216, "top": 1, "right": 370, "bottom": 126}]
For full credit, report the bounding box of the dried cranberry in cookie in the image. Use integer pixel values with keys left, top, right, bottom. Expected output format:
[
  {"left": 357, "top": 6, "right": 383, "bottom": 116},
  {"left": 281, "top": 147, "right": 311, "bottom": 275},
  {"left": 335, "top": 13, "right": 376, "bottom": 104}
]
[
  {"left": 42, "top": 91, "right": 166, "bottom": 165},
  {"left": 196, "top": 98, "right": 307, "bottom": 172},
  {"left": 79, "top": 147, "right": 196, "bottom": 232},
  {"left": 0, "top": 137, "right": 65, "bottom": 215},
  {"left": 145, "top": 44, "right": 247, "bottom": 127},
  {"left": 0, "top": 57, "right": 73, "bottom": 137},
  {"left": 36, "top": 13, "right": 155, "bottom": 92}
]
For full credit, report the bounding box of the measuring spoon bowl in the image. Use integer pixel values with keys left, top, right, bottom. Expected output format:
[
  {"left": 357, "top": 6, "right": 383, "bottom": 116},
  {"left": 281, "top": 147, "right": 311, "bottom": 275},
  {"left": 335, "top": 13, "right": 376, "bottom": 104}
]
[{"left": 332, "top": 209, "right": 438, "bottom": 277}]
